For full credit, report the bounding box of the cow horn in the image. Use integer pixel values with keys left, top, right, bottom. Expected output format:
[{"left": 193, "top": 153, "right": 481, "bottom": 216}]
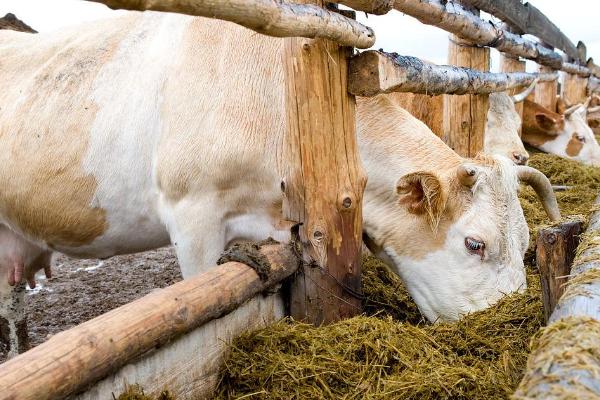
[
  {"left": 588, "top": 106, "right": 600, "bottom": 114},
  {"left": 564, "top": 104, "right": 582, "bottom": 116},
  {"left": 516, "top": 166, "right": 561, "bottom": 222},
  {"left": 511, "top": 78, "right": 539, "bottom": 103},
  {"left": 457, "top": 164, "right": 478, "bottom": 187}
]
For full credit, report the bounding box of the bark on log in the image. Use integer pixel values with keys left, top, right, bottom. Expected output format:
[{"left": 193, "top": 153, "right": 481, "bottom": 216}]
[
  {"left": 561, "top": 61, "right": 591, "bottom": 77},
  {"left": 283, "top": 0, "right": 365, "bottom": 325},
  {"left": 393, "top": 0, "right": 563, "bottom": 69},
  {"left": 443, "top": 33, "right": 489, "bottom": 158},
  {"left": 534, "top": 65, "right": 559, "bottom": 112},
  {"left": 514, "top": 195, "right": 600, "bottom": 399},
  {"left": 500, "top": 53, "right": 526, "bottom": 136},
  {"left": 348, "top": 51, "right": 557, "bottom": 97},
  {"left": 459, "top": 0, "right": 579, "bottom": 61},
  {"left": 338, "top": 0, "right": 394, "bottom": 15},
  {"left": 86, "top": 0, "right": 375, "bottom": 48},
  {"left": 536, "top": 218, "right": 584, "bottom": 323},
  {"left": 0, "top": 244, "right": 297, "bottom": 400}
]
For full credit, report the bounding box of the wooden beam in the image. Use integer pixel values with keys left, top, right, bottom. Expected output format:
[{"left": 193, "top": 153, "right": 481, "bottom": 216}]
[
  {"left": 562, "top": 72, "right": 589, "bottom": 106},
  {"left": 338, "top": 0, "right": 394, "bottom": 15},
  {"left": 578, "top": 41, "right": 587, "bottom": 63},
  {"left": 283, "top": 1, "right": 365, "bottom": 324},
  {"left": 85, "top": 0, "right": 375, "bottom": 48},
  {"left": 535, "top": 65, "right": 559, "bottom": 112},
  {"left": 562, "top": 61, "right": 591, "bottom": 78},
  {"left": 348, "top": 51, "right": 557, "bottom": 97},
  {"left": 525, "top": 3, "right": 579, "bottom": 61},
  {"left": 500, "top": 54, "right": 526, "bottom": 136},
  {"left": 0, "top": 244, "right": 297, "bottom": 400},
  {"left": 536, "top": 218, "right": 584, "bottom": 323},
  {"left": 515, "top": 196, "right": 600, "bottom": 398},
  {"left": 441, "top": 19, "right": 490, "bottom": 158},
  {"left": 393, "top": 0, "right": 563, "bottom": 69}
]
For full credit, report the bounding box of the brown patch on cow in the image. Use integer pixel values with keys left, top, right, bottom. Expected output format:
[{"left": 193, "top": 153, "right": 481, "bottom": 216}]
[
  {"left": 522, "top": 100, "right": 565, "bottom": 146},
  {"left": 0, "top": 18, "right": 135, "bottom": 247},
  {"left": 566, "top": 132, "right": 584, "bottom": 156}
]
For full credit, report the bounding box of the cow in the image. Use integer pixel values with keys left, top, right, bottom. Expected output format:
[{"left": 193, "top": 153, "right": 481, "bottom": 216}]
[
  {"left": 0, "top": 12, "right": 560, "bottom": 353},
  {"left": 522, "top": 96, "right": 600, "bottom": 166},
  {"left": 393, "top": 88, "right": 534, "bottom": 165}
]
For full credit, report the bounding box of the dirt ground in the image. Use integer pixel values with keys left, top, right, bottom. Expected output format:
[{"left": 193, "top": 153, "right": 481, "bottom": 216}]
[{"left": 0, "top": 247, "right": 182, "bottom": 363}]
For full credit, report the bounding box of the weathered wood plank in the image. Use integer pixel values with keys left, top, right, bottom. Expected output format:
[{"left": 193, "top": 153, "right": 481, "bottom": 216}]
[
  {"left": 443, "top": 34, "right": 489, "bottom": 157},
  {"left": 514, "top": 195, "right": 600, "bottom": 398},
  {"left": 534, "top": 65, "right": 559, "bottom": 112},
  {"left": 500, "top": 54, "right": 526, "bottom": 136},
  {"left": 525, "top": 3, "right": 579, "bottom": 61},
  {"left": 348, "top": 51, "right": 557, "bottom": 97},
  {"left": 0, "top": 244, "right": 297, "bottom": 400},
  {"left": 562, "top": 72, "right": 589, "bottom": 106},
  {"left": 536, "top": 218, "right": 584, "bottom": 323},
  {"left": 283, "top": 0, "right": 365, "bottom": 324},
  {"left": 85, "top": 0, "right": 375, "bottom": 48}
]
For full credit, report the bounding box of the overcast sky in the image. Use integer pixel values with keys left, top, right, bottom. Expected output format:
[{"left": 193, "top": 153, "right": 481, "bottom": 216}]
[{"left": 1, "top": 0, "right": 599, "bottom": 72}]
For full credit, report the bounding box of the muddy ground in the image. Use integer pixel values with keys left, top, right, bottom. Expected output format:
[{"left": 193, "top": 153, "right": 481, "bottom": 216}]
[{"left": 0, "top": 247, "right": 182, "bottom": 363}]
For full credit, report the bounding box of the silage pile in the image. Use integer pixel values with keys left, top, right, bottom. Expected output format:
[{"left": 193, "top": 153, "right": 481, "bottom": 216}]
[{"left": 215, "top": 152, "right": 600, "bottom": 400}]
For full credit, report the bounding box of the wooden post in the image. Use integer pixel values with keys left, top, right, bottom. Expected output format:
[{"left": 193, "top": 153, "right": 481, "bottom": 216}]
[
  {"left": 500, "top": 53, "right": 526, "bottom": 135},
  {"left": 443, "top": 27, "right": 490, "bottom": 157},
  {"left": 282, "top": 2, "right": 365, "bottom": 324},
  {"left": 536, "top": 217, "right": 584, "bottom": 323},
  {"left": 562, "top": 74, "right": 588, "bottom": 106},
  {"left": 534, "top": 67, "right": 558, "bottom": 111}
]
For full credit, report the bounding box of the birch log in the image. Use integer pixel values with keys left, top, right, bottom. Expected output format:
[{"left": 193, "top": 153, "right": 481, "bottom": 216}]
[
  {"left": 86, "top": 0, "right": 375, "bottom": 48},
  {"left": 338, "top": 0, "right": 394, "bottom": 14},
  {"left": 348, "top": 51, "right": 557, "bottom": 97},
  {"left": 0, "top": 243, "right": 297, "bottom": 400},
  {"left": 562, "top": 62, "right": 591, "bottom": 77},
  {"left": 514, "top": 195, "right": 600, "bottom": 398},
  {"left": 393, "top": 0, "right": 563, "bottom": 69}
]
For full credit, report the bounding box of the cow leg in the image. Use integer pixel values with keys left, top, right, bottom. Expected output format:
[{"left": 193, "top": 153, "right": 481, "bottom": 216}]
[
  {"left": 161, "top": 197, "right": 226, "bottom": 279},
  {"left": 0, "top": 283, "right": 29, "bottom": 358}
]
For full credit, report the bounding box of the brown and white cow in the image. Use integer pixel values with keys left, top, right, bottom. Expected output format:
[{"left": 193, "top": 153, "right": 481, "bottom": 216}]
[
  {"left": 523, "top": 97, "right": 600, "bottom": 166},
  {"left": 0, "top": 12, "right": 559, "bottom": 345}
]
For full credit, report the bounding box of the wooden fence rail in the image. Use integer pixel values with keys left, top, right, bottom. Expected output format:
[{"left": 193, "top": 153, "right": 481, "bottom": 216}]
[
  {"left": 86, "top": 0, "right": 375, "bottom": 48},
  {"left": 0, "top": 244, "right": 297, "bottom": 400},
  {"left": 348, "top": 51, "right": 557, "bottom": 97}
]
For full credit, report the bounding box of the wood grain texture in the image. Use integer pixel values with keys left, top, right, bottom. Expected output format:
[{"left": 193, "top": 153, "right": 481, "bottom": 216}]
[
  {"left": 536, "top": 218, "right": 584, "bottom": 323},
  {"left": 562, "top": 73, "right": 589, "bottom": 106},
  {"left": 348, "top": 51, "right": 556, "bottom": 97},
  {"left": 85, "top": 0, "right": 375, "bottom": 48},
  {"left": 443, "top": 34, "right": 489, "bottom": 157},
  {"left": 534, "top": 65, "right": 558, "bottom": 112},
  {"left": 283, "top": 0, "right": 366, "bottom": 324},
  {"left": 0, "top": 244, "right": 297, "bottom": 400},
  {"left": 500, "top": 54, "right": 526, "bottom": 136}
]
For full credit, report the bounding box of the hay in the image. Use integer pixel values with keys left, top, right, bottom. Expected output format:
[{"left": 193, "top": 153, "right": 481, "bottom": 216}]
[
  {"left": 115, "top": 385, "right": 174, "bottom": 400},
  {"left": 215, "top": 152, "right": 600, "bottom": 400}
]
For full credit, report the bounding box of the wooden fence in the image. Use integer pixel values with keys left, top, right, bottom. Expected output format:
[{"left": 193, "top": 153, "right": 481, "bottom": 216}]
[{"left": 0, "top": 0, "right": 597, "bottom": 398}]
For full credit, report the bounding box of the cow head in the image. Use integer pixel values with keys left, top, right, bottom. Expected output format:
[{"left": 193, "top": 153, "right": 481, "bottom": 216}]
[
  {"left": 363, "top": 155, "right": 559, "bottom": 322},
  {"left": 522, "top": 97, "right": 600, "bottom": 166},
  {"left": 484, "top": 92, "right": 529, "bottom": 165}
]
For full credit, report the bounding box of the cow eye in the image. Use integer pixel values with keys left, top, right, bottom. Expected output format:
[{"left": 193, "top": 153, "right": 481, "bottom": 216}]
[
  {"left": 465, "top": 237, "right": 485, "bottom": 259},
  {"left": 576, "top": 133, "right": 586, "bottom": 143}
]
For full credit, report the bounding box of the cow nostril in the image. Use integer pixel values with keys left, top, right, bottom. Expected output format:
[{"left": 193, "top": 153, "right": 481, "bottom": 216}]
[{"left": 512, "top": 153, "right": 528, "bottom": 165}]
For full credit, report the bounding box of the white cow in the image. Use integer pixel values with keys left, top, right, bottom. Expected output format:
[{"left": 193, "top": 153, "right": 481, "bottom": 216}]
[{"left": 0, "top": 12, "right": 559, "bottom": 352}]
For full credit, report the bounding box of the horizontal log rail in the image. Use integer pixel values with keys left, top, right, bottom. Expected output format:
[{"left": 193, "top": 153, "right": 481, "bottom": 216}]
[
  {"left": 460, "top": 0, "right": 579, "bottom": 61},
  {"left": 393, "top": 0, "right": 591, "bottom": 76},
  {"left": 562, "top": 61, "right": 591, "bottom": 77},
  {"left": 0, "top": 243, "right": 297, "bottom": 400},
  {"left": 338, "top": 0, "right": 394, "bottom": 15},
  {"left": 348, "top": 51, "right": 557, "bottom": 97},
  {"left": 86, "top": 0, "right": 375, "bottom": 48},
  {"left": 514, "top": 195, "right": 600, "bottom": 398}
]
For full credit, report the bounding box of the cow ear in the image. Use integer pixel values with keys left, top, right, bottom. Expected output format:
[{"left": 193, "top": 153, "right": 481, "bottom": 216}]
[
  {"left": 397, "top": 172, "right": 446, "bottom": 231},
  {"left": 535, "top": 113, "right": 564, "bottom": 133}
]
